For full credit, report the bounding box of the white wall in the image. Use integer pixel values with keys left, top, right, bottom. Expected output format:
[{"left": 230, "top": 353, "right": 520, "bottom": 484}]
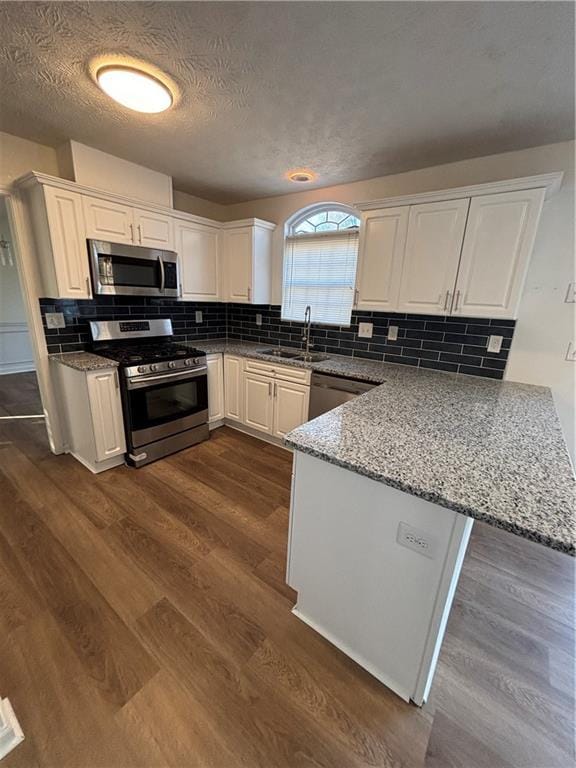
[
  {"left": 0, "top": 131, "right": 60, "bottom": 184},
  {"left": 223, "top": 141, "right": 575, "bottom": 459}
]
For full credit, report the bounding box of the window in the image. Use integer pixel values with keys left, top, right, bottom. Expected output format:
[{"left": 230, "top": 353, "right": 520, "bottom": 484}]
[{"left": 282, "top": 205, "right": 360, "bottom": 325}]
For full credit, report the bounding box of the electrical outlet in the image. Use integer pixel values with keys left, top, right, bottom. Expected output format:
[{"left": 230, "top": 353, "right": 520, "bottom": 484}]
[
  {"left": 388, "top": 325, "right": 399, "bottom": 341},
  {"left": 45, "top": 312, "right": 65, "bottom": 329},
  {"left": 487, "top": 335, "right": 503, "bottom": 354},
  {"left": 565, "top": 342, "right": 576, "bottom": 362},
  {"left": 358, "top": 322, "right": 373, "bottom": 338},
  {"left": 195, "top": 310, "right": 203, "bottom": 323},
  {"left": 256, "top": 313, "right": 262, "bottom": 326},
  {"left": 397, "top": 522, "right": 437, "bottom": 559}
]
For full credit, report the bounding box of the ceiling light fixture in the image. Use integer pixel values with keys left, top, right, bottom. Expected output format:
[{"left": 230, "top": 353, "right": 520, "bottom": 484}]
[
  {"left": 96, "top": 65, "right": 173, "bottom": 113},
  {"left": 287, "top": 169, "right": 316, "bottom": 183}
]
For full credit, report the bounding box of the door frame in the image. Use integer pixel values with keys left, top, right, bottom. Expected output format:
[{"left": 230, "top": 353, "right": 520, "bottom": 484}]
[{"left": 0, "top": 185, "right": 65, "bottom": 451}]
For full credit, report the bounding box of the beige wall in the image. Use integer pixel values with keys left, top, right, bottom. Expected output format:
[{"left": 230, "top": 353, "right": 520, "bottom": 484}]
[
  {"left": 172, "top": 189, "right": 227, "bottom": 222},
  {"left": 223, "top": 141, "right": 576, "bottom": 458},
  {"left": 0, "top": 131, "right": 60, "bottom": 185}
]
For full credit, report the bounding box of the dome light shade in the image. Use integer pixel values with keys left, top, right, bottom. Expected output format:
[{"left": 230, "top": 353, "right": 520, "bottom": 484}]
[
  {"left": 287, "top": 169, "right": 316, "bottom": 183},
  {"left": 96, "top": 65, "right": 173, "bottom": 113}
]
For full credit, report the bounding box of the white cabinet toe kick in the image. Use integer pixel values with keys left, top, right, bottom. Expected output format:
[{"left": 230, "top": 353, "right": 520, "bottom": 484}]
[{"left": 286, "top": 451, "right": 473, "bottom": 706}]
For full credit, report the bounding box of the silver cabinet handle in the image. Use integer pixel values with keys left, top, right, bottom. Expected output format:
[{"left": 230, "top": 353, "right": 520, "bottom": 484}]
[
  {"left": 114, "top": 372, "right": 119, "bottom": 390},
  {"left": 268, "top": 380, "right": 272, "bottom": 397},
  {"left": 443, "top": 291, "right": 450, "bottom": 312},
  {"left": 354, "top": 288, "right": 359, "bottom": 307},
  {"left": 129, "top": 223, "right": 134, "bottom": 242},
  {"left": 274, "top": 382, "right": 277, "bottom": 398},
  {"left": 86, "top": 276, "right": 91, "bottom": 295},
  {"left": 454, "top": 290, "right": 461, "bottom": 312},
  {"left": 247, "top": 286, "right": 251, "bottom": 302},
  {"left": 138, "top": 224, "right": 142, "bottom": 244}
]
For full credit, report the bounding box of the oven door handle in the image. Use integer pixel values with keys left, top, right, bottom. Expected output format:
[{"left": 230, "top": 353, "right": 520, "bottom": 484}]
[
  {"left": 158, "top": 256, "right": 165, "bottom": 293},
  {"left": 126, "top": 366, "right": 207, "bottom": 390}
]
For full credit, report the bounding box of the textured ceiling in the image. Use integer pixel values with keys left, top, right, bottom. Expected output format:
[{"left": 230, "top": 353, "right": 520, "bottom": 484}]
[{"left": 0, "top": 1, "right": 574, "bottom": 203}]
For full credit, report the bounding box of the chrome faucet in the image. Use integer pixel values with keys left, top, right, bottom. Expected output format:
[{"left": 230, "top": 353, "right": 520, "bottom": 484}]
[{"left": 302, "top": 305, "right": 314, "bottom": 357}]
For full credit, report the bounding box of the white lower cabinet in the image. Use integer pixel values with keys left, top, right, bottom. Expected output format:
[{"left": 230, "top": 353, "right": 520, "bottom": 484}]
[
  {"left": 273, "top": 380, "right": 310, "bottom": 438},
  {"left": 224, "top": 355, "right": 243, "bottom": 421},
  {"left": 243, "top": 372, "right": 274, "bottom": 434},
  {"left": 206, "top": 354, "right": 224, "bottom": 424},
  {"left": 52, "top": 361, "right": 126, "bottom": 473}
]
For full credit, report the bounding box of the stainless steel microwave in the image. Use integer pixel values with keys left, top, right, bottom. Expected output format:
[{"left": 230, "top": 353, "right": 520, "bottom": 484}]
[{"left": 88, "top": 239, "right": 179, "bottom": 297}]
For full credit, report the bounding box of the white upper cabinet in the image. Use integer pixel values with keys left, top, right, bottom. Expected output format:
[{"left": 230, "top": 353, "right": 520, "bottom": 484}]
[
  {"left": 83, "top": 196, "right": 174, "bottom": 249},
  {"left": 222, "top": 220, "right": 275, "bottom": 304},
  {"left": 397, "top": 199, "right": 469, "bottom": 315},
  {"left": 452, "top": 189, "right": 546, "bottom": 319},
  {"left": 83, "top": 196, "right": 134, "bottom": 244},
  {"left": 177, "top": 221, "right": 221, "bottom": 301},
  {"left": 27, "top": 184, "right": 91, "bottom": 299},
  {"left": 133, "top": 208, "right": 174, "bottom": 249},
  {"left": 355, "top": 207, "right": 409, "bottom": 311}
]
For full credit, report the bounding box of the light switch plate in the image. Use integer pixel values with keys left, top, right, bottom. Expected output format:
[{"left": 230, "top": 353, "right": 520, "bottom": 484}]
[
  {"left": 388, "top": 325, "right": 399, "bottom": 341},
  {"left": 195, "top": 310, "right": 203, "bottom": 323},
  {"left": 45, "top": 312, "right": 65, "bottom": 329},
  {"left": 256, "top": 313, "right": 262, "bottom": 326},
  {"left": 358, "top": 322, "right": 373, "bottom": 338},
  {"left": 487, "top": 335, "right": 503, "bottom": 353}
]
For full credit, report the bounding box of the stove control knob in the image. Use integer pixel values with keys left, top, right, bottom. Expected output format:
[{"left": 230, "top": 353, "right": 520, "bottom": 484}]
[
  {"left": 194, "top": 358, "right": 200, "bottom": 366},
  {"left": 184, "top": 359, "right": 193, "bottom": 367},
  {"left": 137, "top": 365, "right": 147, "bottom": 373},
  {"left": 150, "top": 364, "right": 159, "bottom": 372},
  {"left": 168, "top": 361, "right": 177, "bottom": 369}
]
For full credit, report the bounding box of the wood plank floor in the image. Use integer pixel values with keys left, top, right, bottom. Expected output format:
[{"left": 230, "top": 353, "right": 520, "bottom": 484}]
[
  {"left": 0, "top": 410, "right": 573, "bottom": 768},
  {"left": 0, "top": 371, "right": 43, "bottom": 417}
]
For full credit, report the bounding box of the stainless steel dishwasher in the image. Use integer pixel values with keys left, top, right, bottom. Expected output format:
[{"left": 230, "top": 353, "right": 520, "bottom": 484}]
[{"left": 308, "top": 372, "right": 376, "bottom": 419}]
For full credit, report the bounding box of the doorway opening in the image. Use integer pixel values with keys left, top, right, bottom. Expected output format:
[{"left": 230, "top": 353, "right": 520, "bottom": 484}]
[{"left": 0, "top": 196, "right": 44, "bottom": 421}]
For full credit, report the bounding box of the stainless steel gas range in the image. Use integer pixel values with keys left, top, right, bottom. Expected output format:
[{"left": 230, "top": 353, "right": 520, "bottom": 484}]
[{"left": 90, "top": 319, "right": 209, "bottom": 467}]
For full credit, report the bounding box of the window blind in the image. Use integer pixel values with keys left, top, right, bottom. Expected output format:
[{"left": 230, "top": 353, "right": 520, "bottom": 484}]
[{"left": 282, "top": 229, "right": 359, "bottom": 325}]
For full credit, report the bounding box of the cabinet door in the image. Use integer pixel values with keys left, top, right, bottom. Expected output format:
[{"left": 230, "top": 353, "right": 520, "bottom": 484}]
[
  {"left": 83, "top": 196, "right": 134, "bottom": 244},
  {"left": 355, "top": 207, "right": 409, "bottom": 311},
  {"left": 453, "top": 189, "right": 545, "bottom": 319},
  {"left": 178, "top": 222, "right": 220, "bottom": 301},
  {"left": 224, "top": 355, "right": 243, "bottom": 421},
  {"left": 223, "top": 229, "right": 252, "bottom": 303},
  {"left": 206, "top": 354, "right": 224, "bottom": 423},
  {"left": 397, "top": 199, "right": 469, "bottom": 315},
  {"left": 243, "top": 373, "right": 274, "bottom": 434},
  {"left": 273, "top": 380, "right": 310, "bottom": 438},
  {"left": 133, "top": 208, "right": 174, "bottom": 249},
  {"left": 86, "top": 369, "right": 126, "bottom": 461},
  {"left": 43, "top": 186, "right": 91, "bottom": 298}
]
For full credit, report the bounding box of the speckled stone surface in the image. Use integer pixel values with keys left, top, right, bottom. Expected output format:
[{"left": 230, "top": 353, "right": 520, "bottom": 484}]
[
  {"left": 50, "top": 352, "right": 119, "bottom": 372},
  {"left": 190, "top": 339, "right": 576, "bottom": 555}
]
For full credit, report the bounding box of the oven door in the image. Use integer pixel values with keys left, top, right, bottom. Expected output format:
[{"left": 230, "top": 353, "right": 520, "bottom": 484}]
[
  {"left": 88, "top": 240, "right": 179, "bottom": 297},
  {"left": 125, "top": 367, "right": 208, "bottom": 448}
]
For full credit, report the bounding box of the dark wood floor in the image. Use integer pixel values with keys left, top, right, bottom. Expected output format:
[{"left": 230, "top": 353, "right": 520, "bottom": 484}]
[
  {"left": 0, "top": 413, "right": 573, "bottom": 768},
  {"left": 0, "top": 371, "right": 43, "bottom": 417}
]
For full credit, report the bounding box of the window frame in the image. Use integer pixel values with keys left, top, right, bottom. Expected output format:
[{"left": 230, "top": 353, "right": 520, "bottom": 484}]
[{"left": 282, "top": 203, "right": 361, "bottom": 327}]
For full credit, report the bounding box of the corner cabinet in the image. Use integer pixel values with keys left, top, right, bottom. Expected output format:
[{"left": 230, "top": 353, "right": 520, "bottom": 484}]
[
  {"left": 52, "top": 360, "right": 126, "bottom": 473},
  {"left": 354, "top": 178, "right": 555, "bottom": 319},
  {"left": 222, "top": 219, "right": 275, "bottom": 304},
  {"left": 26, "top": 183, "right": 92, "bottom": 299},
  {"left": 176, "top": 220, "right": 221, "bottom": 301}
]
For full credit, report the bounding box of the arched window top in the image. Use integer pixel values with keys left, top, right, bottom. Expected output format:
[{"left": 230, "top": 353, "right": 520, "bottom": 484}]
[{"left": 288, "top": 203, "right": 360, "bottom": 236}]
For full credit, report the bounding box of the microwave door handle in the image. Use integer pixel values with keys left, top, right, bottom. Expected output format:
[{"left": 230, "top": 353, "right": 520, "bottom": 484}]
[{"left": 158, "top": 256, "right": 165, "bottom": 293}]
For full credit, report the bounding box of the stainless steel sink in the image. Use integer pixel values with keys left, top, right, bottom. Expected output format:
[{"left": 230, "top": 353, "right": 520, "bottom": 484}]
[
  {"left": 261, "top": 348, "right": 330, "bottom": 362},
  {"left": 261, "top": 348, "right": 302, "bottom": 359}
]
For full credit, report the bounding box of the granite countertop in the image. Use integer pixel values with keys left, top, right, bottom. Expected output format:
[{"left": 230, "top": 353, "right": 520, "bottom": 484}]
[
  {"left": 50, "top": 351, "right": 119, "bottom": 372},
  {"left": 195, "top": 339, "right": 575, "bottom": 555}
]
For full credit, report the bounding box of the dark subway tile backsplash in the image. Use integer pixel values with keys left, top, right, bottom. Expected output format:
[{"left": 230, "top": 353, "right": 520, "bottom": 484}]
[
  {"left": 40, "top": 298, "right": 515, "bottom": 380},
  {"left": 226, "top": 304, "right": 515, "bottom": 380}
]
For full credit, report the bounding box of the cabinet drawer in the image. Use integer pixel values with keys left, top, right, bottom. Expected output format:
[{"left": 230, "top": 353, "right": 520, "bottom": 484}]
[{"left": 243, "top": 358, "right": 311, "bottom": 384}]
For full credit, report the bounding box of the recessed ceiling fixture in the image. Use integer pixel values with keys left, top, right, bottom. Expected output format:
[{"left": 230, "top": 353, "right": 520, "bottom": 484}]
[
  {"left": 96, "top": 65, "right": 173, "bottom": 113},
  {"left": 287, "top": 169, "right": 316, "bottom": 183}
]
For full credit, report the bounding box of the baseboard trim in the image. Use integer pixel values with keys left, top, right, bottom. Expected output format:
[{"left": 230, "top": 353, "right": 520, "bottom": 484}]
[{"left": 222, "top": 419, "right": 292, "bottom": 451}]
